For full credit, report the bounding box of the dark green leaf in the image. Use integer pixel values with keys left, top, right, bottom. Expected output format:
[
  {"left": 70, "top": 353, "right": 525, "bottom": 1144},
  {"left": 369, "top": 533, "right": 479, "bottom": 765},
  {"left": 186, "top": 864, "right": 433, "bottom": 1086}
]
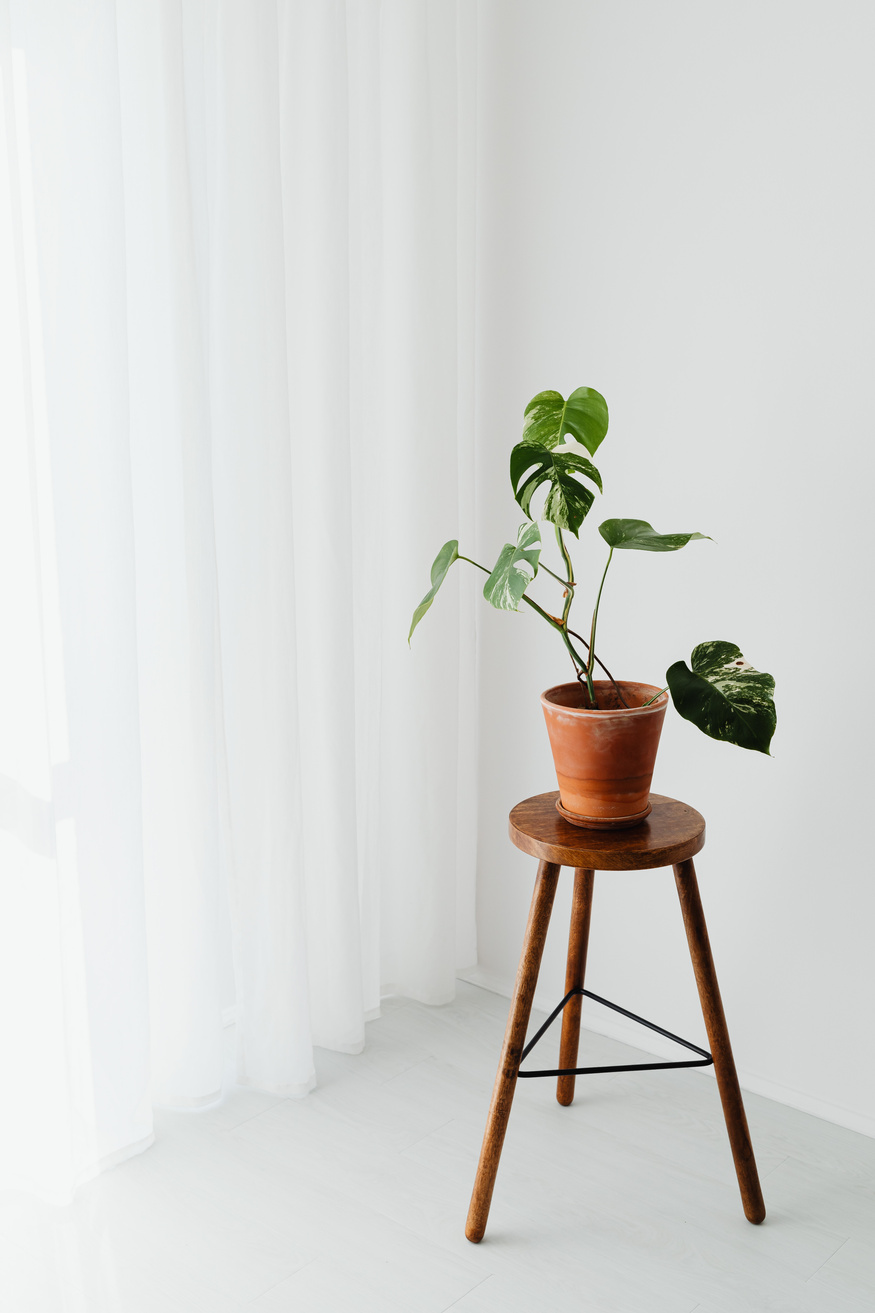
[
  {"left": 510, "top": 443, "right": 603, "bottom": 536},
  {"left": 483, "top": 523, "right": 541, "bottom": 611},
  {"left": 666, "top": 640, "right": 777, "bottom": 755},
  {"left": 408, "top": 540, "right": 459, "bottom": 643},
  {"left": 522, "top": 387, "right": 609, "bottom": 456},
  {"left": 599, "top": 518, "right": 710, "bottom": 552}
]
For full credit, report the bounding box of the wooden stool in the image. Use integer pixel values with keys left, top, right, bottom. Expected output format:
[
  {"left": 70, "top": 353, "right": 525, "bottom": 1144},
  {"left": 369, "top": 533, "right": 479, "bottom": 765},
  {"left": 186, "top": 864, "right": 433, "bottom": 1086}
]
[{"left": 465, "top": 792, "right": 765, "bottom": 1243}]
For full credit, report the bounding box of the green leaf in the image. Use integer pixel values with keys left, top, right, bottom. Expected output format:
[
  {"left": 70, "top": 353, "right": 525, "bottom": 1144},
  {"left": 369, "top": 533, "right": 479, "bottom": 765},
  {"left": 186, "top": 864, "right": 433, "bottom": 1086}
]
[
  {"left": 483, "top": 523, "right": 542, "bottom": 612},
  {"left": 510, "top": 443, "right": 603, "bottom": 536},
  {"left": 666, "top": 640, "right": 777, "bottom": 755},
  {"left": 599, "top": 518, "right": 710, "bottom": 552},
  {"left": 408, "top": 540, "right": 459, "bottom": 643},
  {"left": 522, "top": 387, "right": 609, "bottom": 456}
]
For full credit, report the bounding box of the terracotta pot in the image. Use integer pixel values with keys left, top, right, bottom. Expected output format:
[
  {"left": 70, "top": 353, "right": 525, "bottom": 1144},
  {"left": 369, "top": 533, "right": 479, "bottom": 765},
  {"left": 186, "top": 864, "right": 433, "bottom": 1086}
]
[{"left": 540, "top": 681, "right": 669, "bottom": 829}]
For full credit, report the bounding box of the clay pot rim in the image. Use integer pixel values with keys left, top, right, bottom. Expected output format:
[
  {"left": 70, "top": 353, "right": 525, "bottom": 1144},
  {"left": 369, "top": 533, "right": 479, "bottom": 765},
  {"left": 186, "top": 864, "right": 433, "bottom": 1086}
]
[{"left": 541, "top": 680, "right": 669, "bottom": 717}]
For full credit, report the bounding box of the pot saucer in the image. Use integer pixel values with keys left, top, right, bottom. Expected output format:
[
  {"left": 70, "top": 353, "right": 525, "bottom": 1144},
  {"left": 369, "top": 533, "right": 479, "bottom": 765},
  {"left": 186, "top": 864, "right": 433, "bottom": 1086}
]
[{"left": 555, "top": 797, "right": 652, "bottom": 830}]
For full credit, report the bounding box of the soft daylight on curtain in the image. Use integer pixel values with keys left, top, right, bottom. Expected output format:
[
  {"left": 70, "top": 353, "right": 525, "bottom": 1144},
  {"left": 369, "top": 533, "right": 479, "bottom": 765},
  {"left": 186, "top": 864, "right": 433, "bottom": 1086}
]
[{"left": 0, "top": 0, "right": 478, "bottom": 1202}]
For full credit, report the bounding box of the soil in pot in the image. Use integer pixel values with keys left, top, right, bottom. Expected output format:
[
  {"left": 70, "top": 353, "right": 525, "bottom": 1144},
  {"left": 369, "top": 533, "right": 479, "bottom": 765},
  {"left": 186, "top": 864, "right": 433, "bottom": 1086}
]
[{"left": 540, "top": 680, "right": 669, "bottom": 829}]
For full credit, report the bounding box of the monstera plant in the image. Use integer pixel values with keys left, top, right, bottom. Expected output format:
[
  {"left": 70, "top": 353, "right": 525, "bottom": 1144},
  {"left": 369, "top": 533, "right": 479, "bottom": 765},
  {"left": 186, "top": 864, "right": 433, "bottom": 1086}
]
[{"left": 410, "top": 386, "right": 775, "bottom": 820}]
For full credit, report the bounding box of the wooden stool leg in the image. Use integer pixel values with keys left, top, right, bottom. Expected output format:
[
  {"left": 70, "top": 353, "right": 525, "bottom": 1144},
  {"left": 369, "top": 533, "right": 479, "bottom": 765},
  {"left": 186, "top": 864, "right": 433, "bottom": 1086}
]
[
  {"left": 673, "top": 858, "right": 766, "bottom": 1224},
  {"left": 465, "top": 860, "right": 561, "bottom": 1243},
  {"left": 556, "top": 868, "right": 595, "bottom": 1106}
]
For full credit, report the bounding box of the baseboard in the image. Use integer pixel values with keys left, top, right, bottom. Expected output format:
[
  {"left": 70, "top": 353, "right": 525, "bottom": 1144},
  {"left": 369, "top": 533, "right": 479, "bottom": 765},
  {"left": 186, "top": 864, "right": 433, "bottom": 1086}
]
[{"left": 457, "top": 966, "right": 875, "bottom": 1140}]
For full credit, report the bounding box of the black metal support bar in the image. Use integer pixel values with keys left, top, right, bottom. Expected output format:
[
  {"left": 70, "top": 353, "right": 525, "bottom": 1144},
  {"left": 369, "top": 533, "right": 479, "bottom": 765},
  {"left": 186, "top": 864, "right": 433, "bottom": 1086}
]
[{"left": 517, "top": 986, "right": 713, "bottom": 1080}]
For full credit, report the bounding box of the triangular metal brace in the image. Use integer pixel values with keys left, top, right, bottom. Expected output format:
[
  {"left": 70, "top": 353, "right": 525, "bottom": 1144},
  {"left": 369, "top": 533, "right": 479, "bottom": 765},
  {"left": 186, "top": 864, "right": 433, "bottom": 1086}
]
[{"left": 517, "top": 987, "right": 713, "bottom": 1079}]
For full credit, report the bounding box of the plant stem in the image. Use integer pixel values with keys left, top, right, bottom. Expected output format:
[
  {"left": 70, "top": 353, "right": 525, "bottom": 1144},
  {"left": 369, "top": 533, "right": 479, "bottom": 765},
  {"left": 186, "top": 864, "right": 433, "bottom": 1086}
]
[
  {"left": 458, "top": 554, "right": 491, "bottom": 575},
  {"left": 557, "top": 625, "right": 589, "bottom": 675},
  {"left": 555, "top": 526, "right": 575, "bottom": 628},
  {"left": 520, "top": 592, "right": 558, "bottom": 625},
  {"left": 521, "top": 597, "right": 586, "bottom": 669},
  {"left": 456, "top": 550, "right": 591, "bottom": 695},
  {"left": 537, "top": 562, "right": 571, "bottom": 587},
  {"left": 585, "top": 547, "right": 613, "bottom": 706},
  {"left": 552, "top": 524, "right": 595, "bottom": 698},
  {"left": 642, "top": 686, "right": 668, "bottom": 707},
  {"left": 459, "top": 554, "right": 574, "bottom": 643},
  {"left": 565, "top": 628, "right": 629, "bottom": 707}
]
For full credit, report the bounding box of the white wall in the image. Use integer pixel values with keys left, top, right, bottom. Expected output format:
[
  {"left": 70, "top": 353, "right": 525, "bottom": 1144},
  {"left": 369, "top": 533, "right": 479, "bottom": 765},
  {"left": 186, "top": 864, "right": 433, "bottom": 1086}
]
[{"left": 471, "top": 0, "right": 875, "bottom": 1135}]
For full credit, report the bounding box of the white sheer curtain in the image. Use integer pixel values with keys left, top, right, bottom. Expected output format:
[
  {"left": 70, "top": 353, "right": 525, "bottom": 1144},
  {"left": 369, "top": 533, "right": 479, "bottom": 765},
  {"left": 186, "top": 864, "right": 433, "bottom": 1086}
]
[{"left": 0, "top": 0, "right": 478, "bottom": 1203}]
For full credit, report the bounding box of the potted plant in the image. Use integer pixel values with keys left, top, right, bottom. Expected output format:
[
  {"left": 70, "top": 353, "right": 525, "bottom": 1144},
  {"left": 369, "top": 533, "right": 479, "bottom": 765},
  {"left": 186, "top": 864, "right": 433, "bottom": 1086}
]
[{"left": 409, "top": 385, "right": 776, "bottom": 828}]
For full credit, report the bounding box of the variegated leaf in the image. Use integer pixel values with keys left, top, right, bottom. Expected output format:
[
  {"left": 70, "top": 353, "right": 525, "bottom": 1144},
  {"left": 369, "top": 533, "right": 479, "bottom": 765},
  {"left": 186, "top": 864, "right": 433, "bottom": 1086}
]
[
  {"left": 483, "top": 523, "right": 542, "bottom": 611},
  {"left": 522, "top": 387, "right": 609, "bottom": 456},
  {"left": 510, "top": 443, "right": 603, "bottom": 537},
  {"left": 666, "top": 640, "right": 776, "bottom": 755},
  {"left": 408, "top": 540, "right": 459, "bottom": 643},
  {"left": 599, "top": 519, "right": 710, "bottom": 552}
]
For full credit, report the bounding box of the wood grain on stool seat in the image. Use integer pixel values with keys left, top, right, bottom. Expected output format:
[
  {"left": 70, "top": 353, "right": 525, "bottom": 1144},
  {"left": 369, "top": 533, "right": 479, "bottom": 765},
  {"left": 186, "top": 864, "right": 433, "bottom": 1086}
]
[{"left": 509, "top": 792, "right": 705, "bottom": 871}]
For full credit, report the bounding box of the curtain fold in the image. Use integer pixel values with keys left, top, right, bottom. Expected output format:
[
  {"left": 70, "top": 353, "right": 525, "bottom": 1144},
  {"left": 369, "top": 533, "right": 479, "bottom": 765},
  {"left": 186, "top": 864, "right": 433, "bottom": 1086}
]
[{"left": 0, "top": 0, "right": 478, "bottom": 1202}]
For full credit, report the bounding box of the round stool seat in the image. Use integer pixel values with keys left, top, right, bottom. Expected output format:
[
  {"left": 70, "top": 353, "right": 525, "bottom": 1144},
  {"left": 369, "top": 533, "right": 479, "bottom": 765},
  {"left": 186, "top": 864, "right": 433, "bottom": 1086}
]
[{"left": 509, "top": 792, "right": 705, "bottom": 871}]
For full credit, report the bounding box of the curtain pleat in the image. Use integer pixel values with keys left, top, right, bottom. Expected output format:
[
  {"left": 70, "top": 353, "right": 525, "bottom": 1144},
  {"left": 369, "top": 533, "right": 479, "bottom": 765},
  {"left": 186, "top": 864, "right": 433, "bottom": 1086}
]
[{"left": 0, "top": 0, "right": 478, "bottom": 1201}]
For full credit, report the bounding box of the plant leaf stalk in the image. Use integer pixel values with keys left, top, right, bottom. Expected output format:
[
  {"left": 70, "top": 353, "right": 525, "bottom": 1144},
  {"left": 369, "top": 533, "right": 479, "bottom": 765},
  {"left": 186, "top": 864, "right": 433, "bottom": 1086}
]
[
  {"left": 459, "top": 544, "right": 627, "bottom": 707},
  {"left": 460, "top": 552, "right": 588, "bottom": 668},
  {"left": 537, "top": 561, "right": 572, "bottom": 588},
  {"left": 585, "top": 547, "right": 613, "bottom": 707},
  {"left": 555, "top": 525, "right": 575, "bottom": 622},
  {"left": 565, "top": 628, "right": 628, "bottom": 707},
  {"left": 554, "top": 525, "right": 594, "bottom": 705}
]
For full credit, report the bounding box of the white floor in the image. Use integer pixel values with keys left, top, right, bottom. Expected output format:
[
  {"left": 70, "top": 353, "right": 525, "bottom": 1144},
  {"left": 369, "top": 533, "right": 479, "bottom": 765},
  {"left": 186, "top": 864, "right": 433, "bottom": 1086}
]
[{"left": 2, "top": 981, "right": 873, "bottom": 1312}]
